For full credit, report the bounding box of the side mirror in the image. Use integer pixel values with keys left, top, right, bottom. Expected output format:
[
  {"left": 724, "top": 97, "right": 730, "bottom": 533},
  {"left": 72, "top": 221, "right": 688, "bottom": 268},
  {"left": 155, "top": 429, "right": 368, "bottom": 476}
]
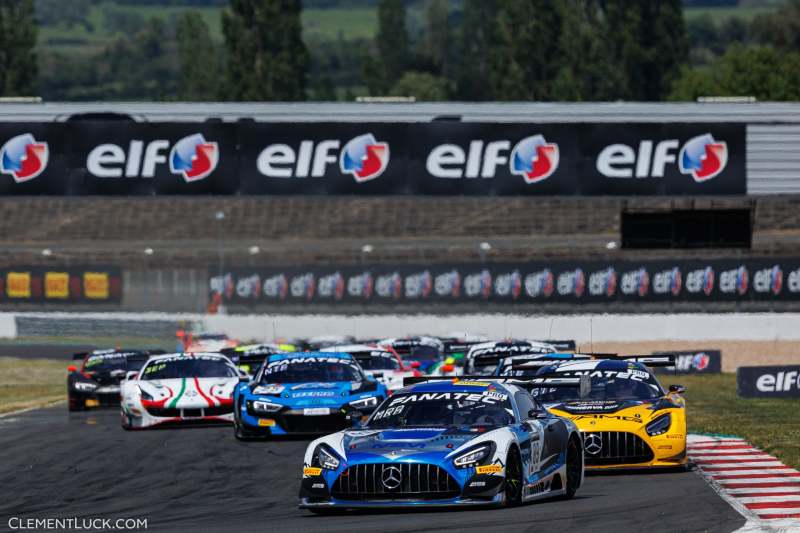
[
  {"left": 125, "top": 371, "right": 138, "bottom": 381},
  {"left": 67, "top": 365, "right": 77, "bottom": 373},
  {"left": 440, "top": 364, "right": 454, "bottom": 373},
  {"left": 669, "top": 384, "right": 686, "bottom": 394},
  {"left": 238, "top": 374, "right": 250, "bottom": 383},
  {"left": 345, "top": 410, "right": 364, "bottom": 427},
  {"left": 410, "top": 361, "right": 421, "bottom": 369}
]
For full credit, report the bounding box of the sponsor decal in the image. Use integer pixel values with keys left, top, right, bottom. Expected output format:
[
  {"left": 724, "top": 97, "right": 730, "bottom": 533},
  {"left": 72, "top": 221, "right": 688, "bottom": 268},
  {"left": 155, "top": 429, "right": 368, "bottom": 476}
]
[
  {"left": 588, "top": 267, "right": 616, "bottom": 297},
  {"left": 678, "top": 134, "right": 728, "bottom": 182},
  {"left": 252, "top": 384, "right": 285, "bottom": 395},
  {"left": 557, "top": 268, "right": 586, "bottom": 298},
  {"left": 293, "top": 391, "right": 336, "bottom": 397},
  {"left": 347, "top": 272, "right": 374, "bottom": 298},
  {"left": 44, "top": 272, "right": 69, "bottom": 299},
  {"left": 738, "top": 365, "right": 800, "bottom": 398},
  {"left": 788, "top": 268, "right": 800, "bottom": 293},
  {"left": 620, "top": 267, "right": 650, "bottom": 297},
  {"left": 434, "top": 270, "right": 461, "bottom": 297},
  {"left": 509, "top": 135, "right": 559, "bottom": 183},
  {"left": 494, "top": 270, "right": 522, "bottom": 299},
  {"left": 685, "top": 266, "right": 715, "bottom": 296},
  {"left": 303, "top": 467, "right": 323, "bottom": 477},
  {"left": 405, "top": 271, "right": 433, "bottom": 299},
  {"left": 263, "top": 274, "right": 289, "bottom": 300},
  {"left": 597, "top": 132, "right": 728, "bottom": 182},
  {"left": 6, "top": 272, "right": 30, "bottom": 298},
  {"left": 525, "top": 269, "right": 555, "bottom": 298},
  {"left": 88, "top": 134, "right": 218, "bottom": 180},
  {"left": 339, "top": 133, "right": 390, "bottom": 182},
  {"left": 257, "top": 133, "right": 389, "bottom": 182},
  {"left": 236, "top": 274, "right": 261, "bottom": 299},
  {"left": 652, "top": 267, "right": 682, "bottom": 296},
  {"left": 169, "top": 133, "right": 219, "bottom": 182},
  {"left": 464, "top": 270, "right": 492, "bottom": 298},
  {"left": 0, "top": 133, "right": 49, "bottom": 182},
  {"left": 475, "top": 464, "right": 503, "bottom": 475},
  {"left": 375, "top": 272, "right": 402, "bottom": 299},
  {"left": 388, "top": 391, "right": 508, "bottom": 406},
  {"left": 290, "top": 273, "right": 316, "bottom": 300},
  {"left": 453, "top": 380, "right": 491, "bottom": 387},
  {"left": 266, "top": 357, "right": 353, "bottom": 368},
  {"left": 753, "top": 265, "right": 782, "bottom": 295},
  {"left": 719, "top": 266, "right": 748, "bottom": 295},
  {"left": 381, "top": 465, "right": 402, "bottom": 489},
  {"left": 317, "top": 272, "right": 345, "bottom": 300},
  {"left": 83, "top": 272, "right": 110, "bottom": 300}
]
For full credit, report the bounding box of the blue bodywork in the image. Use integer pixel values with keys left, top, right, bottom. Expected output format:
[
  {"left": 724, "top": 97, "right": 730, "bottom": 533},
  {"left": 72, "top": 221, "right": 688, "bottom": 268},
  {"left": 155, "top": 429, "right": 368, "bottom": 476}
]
[
  {"left": 234, "top": 352, "right": 388, "bottom": 437},
  {"left": 299, "top": 379, "right": 575, "bottom": 509}
]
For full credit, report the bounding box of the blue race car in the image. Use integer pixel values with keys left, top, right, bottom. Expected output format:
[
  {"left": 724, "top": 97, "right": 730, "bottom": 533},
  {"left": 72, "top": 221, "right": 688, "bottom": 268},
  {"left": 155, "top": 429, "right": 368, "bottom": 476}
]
[
  {"left": 233, "top": 352, "right": 387, "bottom": 439},
  {"left": 299, "top": 377, "right": 584, "bottom": 512}
]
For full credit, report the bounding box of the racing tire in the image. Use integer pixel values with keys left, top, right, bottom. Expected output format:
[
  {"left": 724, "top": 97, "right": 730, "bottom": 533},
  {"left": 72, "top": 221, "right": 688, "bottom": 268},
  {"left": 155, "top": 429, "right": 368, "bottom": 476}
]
[
  {"left": 234, "top": 421, "right": 254, "bottom": 441},
  {"left": 120, "top": 411, "right": 133, "bottom": 431},
  {"left": 563, "top": 435, "right": 582, "bottom": 499},
  {"left": 504, "top": 446, "right": 523, "bottom": 507}
]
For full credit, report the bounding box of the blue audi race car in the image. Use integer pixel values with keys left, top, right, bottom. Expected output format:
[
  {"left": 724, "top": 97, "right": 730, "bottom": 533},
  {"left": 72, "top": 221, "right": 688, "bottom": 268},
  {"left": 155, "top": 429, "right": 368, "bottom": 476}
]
[
  {"left": 299, "top": 377, "right": 584, "bottom": 512},
  {"left": 233, "top": 352, "right": 388, "bottom": 439}
]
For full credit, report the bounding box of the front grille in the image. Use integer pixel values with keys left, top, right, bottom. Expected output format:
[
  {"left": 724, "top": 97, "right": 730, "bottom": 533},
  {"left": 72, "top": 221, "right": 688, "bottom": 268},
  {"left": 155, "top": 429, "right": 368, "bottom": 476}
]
[
  {"left": 331, "top": 463, "right": 460, "bottom": 500},
  {"left": 281, "top": 414, "right": 346, "bottom": 434},
  {"left": 582, "top": 431, "right": 654, "bottom": 465},
  {"left": 144, "top": 405, "right": 232, "bottom": 418}
]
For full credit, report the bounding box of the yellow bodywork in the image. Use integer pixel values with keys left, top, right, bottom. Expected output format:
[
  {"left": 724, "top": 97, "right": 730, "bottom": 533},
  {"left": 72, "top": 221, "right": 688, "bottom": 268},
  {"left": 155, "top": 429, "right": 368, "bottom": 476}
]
[{"left": 547, "top": 392, "right": 687, "bottom": 470}]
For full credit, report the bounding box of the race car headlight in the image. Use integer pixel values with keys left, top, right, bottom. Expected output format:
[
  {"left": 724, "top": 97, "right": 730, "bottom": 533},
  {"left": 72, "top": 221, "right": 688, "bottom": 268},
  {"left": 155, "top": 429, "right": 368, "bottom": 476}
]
[
  {"left": 73, "top": 381, "right": 98, "bottom": 392},
  {"left": 316, "top": 445, "right": 341, "bottom": 470},
  {"left": 252, "top": 400, "right": 283, "bottom": 413},
  {"left": 138, "top": 386, "right": 153, "bottom": 401},
  {"left": 646, "top": 413, "right": 672, "bottom": 436},
  {"left": 453, "top": 443, "right": 493, "bottom": 468},
  {"left": 349, "top": 396, "right": 378, "bottom": 410}
]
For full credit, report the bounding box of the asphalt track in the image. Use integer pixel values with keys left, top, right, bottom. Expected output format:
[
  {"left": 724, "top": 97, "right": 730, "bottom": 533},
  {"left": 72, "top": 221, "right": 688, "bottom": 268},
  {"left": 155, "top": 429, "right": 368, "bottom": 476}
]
[{"left": 0, "top": 407, "right": 745, "bottom": 533}]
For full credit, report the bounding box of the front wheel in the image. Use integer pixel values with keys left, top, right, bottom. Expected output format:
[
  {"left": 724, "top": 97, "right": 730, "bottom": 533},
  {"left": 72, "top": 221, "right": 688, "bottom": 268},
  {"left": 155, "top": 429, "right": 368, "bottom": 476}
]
[
  {"left": 120, "top": 410, "right": 133, "bottom": 431},
  {"left": 504, "top": 447, "right": 523, "bottom": 506},
  {"left": 563, "top": 436, "right": 582, "bottom": 499}
]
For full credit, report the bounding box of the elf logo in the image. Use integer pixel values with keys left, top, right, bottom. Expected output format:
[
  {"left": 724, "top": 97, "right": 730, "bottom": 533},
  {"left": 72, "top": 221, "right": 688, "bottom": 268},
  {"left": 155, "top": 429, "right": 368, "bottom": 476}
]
[
  {"left": 0, "top": 133, "right": 49, "bottom": 182},
  {"left": 87, "top": 134, "right": 219, "bottom": 181},
  {"left": 257, "top": 133, "right": 390, "bottom": 182},
  {"left": 596, "top": 133, "right": 727, "bottom": 182},
  {"left": 427, "top": 134, "right": 559, "bottom": 183}
]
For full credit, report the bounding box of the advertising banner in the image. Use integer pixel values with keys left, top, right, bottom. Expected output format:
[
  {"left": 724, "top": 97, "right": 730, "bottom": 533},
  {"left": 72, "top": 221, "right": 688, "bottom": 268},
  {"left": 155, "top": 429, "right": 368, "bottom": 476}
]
[
  {"left": 0, "top": 121, "right": 746, "bottom": 196},
  {"left": 210, "top": 257, "right": 800, "bottom": 306},
  {"left": 737, "top": 365, "right": 800, "bottom": 398},
  {"left": 1, "top": 267, "right": 122, "bottom": 303},
  {"left": 653, "top": 350, "right": 722, "bottom": 375}
]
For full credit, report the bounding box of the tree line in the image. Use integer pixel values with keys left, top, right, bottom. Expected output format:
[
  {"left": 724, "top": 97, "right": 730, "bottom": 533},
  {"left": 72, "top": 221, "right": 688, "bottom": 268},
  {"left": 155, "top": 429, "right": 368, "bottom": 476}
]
[{"left": 2, "top": 0, "right": 799, "bottom": 101}]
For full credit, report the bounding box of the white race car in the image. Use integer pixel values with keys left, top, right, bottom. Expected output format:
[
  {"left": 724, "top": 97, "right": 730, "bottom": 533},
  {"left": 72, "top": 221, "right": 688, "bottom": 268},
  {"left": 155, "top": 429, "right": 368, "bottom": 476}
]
[
  {"left": 321, "top": 344, "right": 419, "bottom": 392},
  {"left": 120, "top": 352, "right": 243, "bottom": 429}
]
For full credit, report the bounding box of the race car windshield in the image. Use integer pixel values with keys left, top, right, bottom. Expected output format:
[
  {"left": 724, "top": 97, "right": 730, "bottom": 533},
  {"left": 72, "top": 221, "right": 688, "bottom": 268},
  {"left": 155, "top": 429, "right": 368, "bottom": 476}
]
[
  {"left": 84, "top": 354, "right": 146, "bottom": 373},
  {"left": 366, "top": 392, "right": 514, "bottom": 429},
  {"left": 393, "top": 345, "right": 440, "bottom": 362},
  {"left": 260, "top": 361, "right": 363, "bottom": 383},
  {"left": 356, "top": 355, "right": 401, "bottom": 370},
  {"left": 532, "top": 374, "right": 663, "bottom": 402},
  {"left": 141, "top": 358, "right": 237, "bottom": 380}
]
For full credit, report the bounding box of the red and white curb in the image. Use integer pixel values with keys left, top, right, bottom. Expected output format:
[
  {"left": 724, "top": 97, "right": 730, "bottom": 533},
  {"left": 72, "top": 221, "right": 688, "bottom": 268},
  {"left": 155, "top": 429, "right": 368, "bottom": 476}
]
[{"left": 688, "top": 434, "right": 800, "bottom": 532}]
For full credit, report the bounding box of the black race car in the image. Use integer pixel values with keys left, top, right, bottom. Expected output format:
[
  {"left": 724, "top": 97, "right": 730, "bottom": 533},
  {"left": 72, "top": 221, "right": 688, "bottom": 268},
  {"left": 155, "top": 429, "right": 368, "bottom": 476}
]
[{"left": 67, "top": 349, "right": 163, "bottom": 411}]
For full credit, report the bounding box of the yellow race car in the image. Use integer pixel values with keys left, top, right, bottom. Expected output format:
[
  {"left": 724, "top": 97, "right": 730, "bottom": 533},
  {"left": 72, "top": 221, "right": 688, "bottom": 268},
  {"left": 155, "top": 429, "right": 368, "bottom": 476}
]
[{"left": 526, "top": 356, "right": 687, "bottom": 470}]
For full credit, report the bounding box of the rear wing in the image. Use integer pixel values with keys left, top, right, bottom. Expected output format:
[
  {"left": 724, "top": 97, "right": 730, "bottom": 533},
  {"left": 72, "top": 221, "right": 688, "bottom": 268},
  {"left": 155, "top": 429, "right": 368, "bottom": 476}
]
[
  {"left": 573, "top": 353, "right": 676, "bottom": 367},
  {"left": 442, "top": 340, "right": 485, "bottom": 356},
  {"left": 402, "top": 374, "right": 589, "bottom": 393},
  {"left": 532, "top": 339, "right": 577, "bottom": 352}
]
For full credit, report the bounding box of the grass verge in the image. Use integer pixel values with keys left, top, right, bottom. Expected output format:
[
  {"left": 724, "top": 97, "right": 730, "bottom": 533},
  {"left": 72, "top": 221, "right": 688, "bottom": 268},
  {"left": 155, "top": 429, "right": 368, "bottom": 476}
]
[
  {"left": 681, "top": 374, "right": 799, "bottom": 469},
  {"left": 0, "top": 357, "right": 66, "bottom": 414}
]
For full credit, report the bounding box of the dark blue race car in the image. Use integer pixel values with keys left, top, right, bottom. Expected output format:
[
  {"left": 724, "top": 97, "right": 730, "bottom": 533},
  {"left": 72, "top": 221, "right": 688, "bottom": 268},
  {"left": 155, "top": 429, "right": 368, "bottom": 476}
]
[
  {"left": 299, "top": 377, "right": 584, "bottom": 511},
  {"left": 233, "top": 352, "right": 387, "bottom": 438}
]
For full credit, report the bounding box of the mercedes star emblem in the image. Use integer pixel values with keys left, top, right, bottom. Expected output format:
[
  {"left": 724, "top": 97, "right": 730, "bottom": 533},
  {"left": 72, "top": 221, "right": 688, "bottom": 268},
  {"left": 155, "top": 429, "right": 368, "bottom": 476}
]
[
  {"left": 584, "top": 433, "right": 603, "bottom": 455},
  {"left": 381, "top": 465, "right": 402, "bottom": 490}
]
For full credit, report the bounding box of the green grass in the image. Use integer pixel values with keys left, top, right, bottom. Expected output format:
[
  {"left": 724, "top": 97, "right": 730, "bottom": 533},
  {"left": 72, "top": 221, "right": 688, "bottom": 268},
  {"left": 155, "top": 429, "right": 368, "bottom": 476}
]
[
  {"left": 681, "top": 374, "right": 799, "bottom": 470},
  {"left": 0, "top": 357, "right": 65, "bottom": 414}
]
